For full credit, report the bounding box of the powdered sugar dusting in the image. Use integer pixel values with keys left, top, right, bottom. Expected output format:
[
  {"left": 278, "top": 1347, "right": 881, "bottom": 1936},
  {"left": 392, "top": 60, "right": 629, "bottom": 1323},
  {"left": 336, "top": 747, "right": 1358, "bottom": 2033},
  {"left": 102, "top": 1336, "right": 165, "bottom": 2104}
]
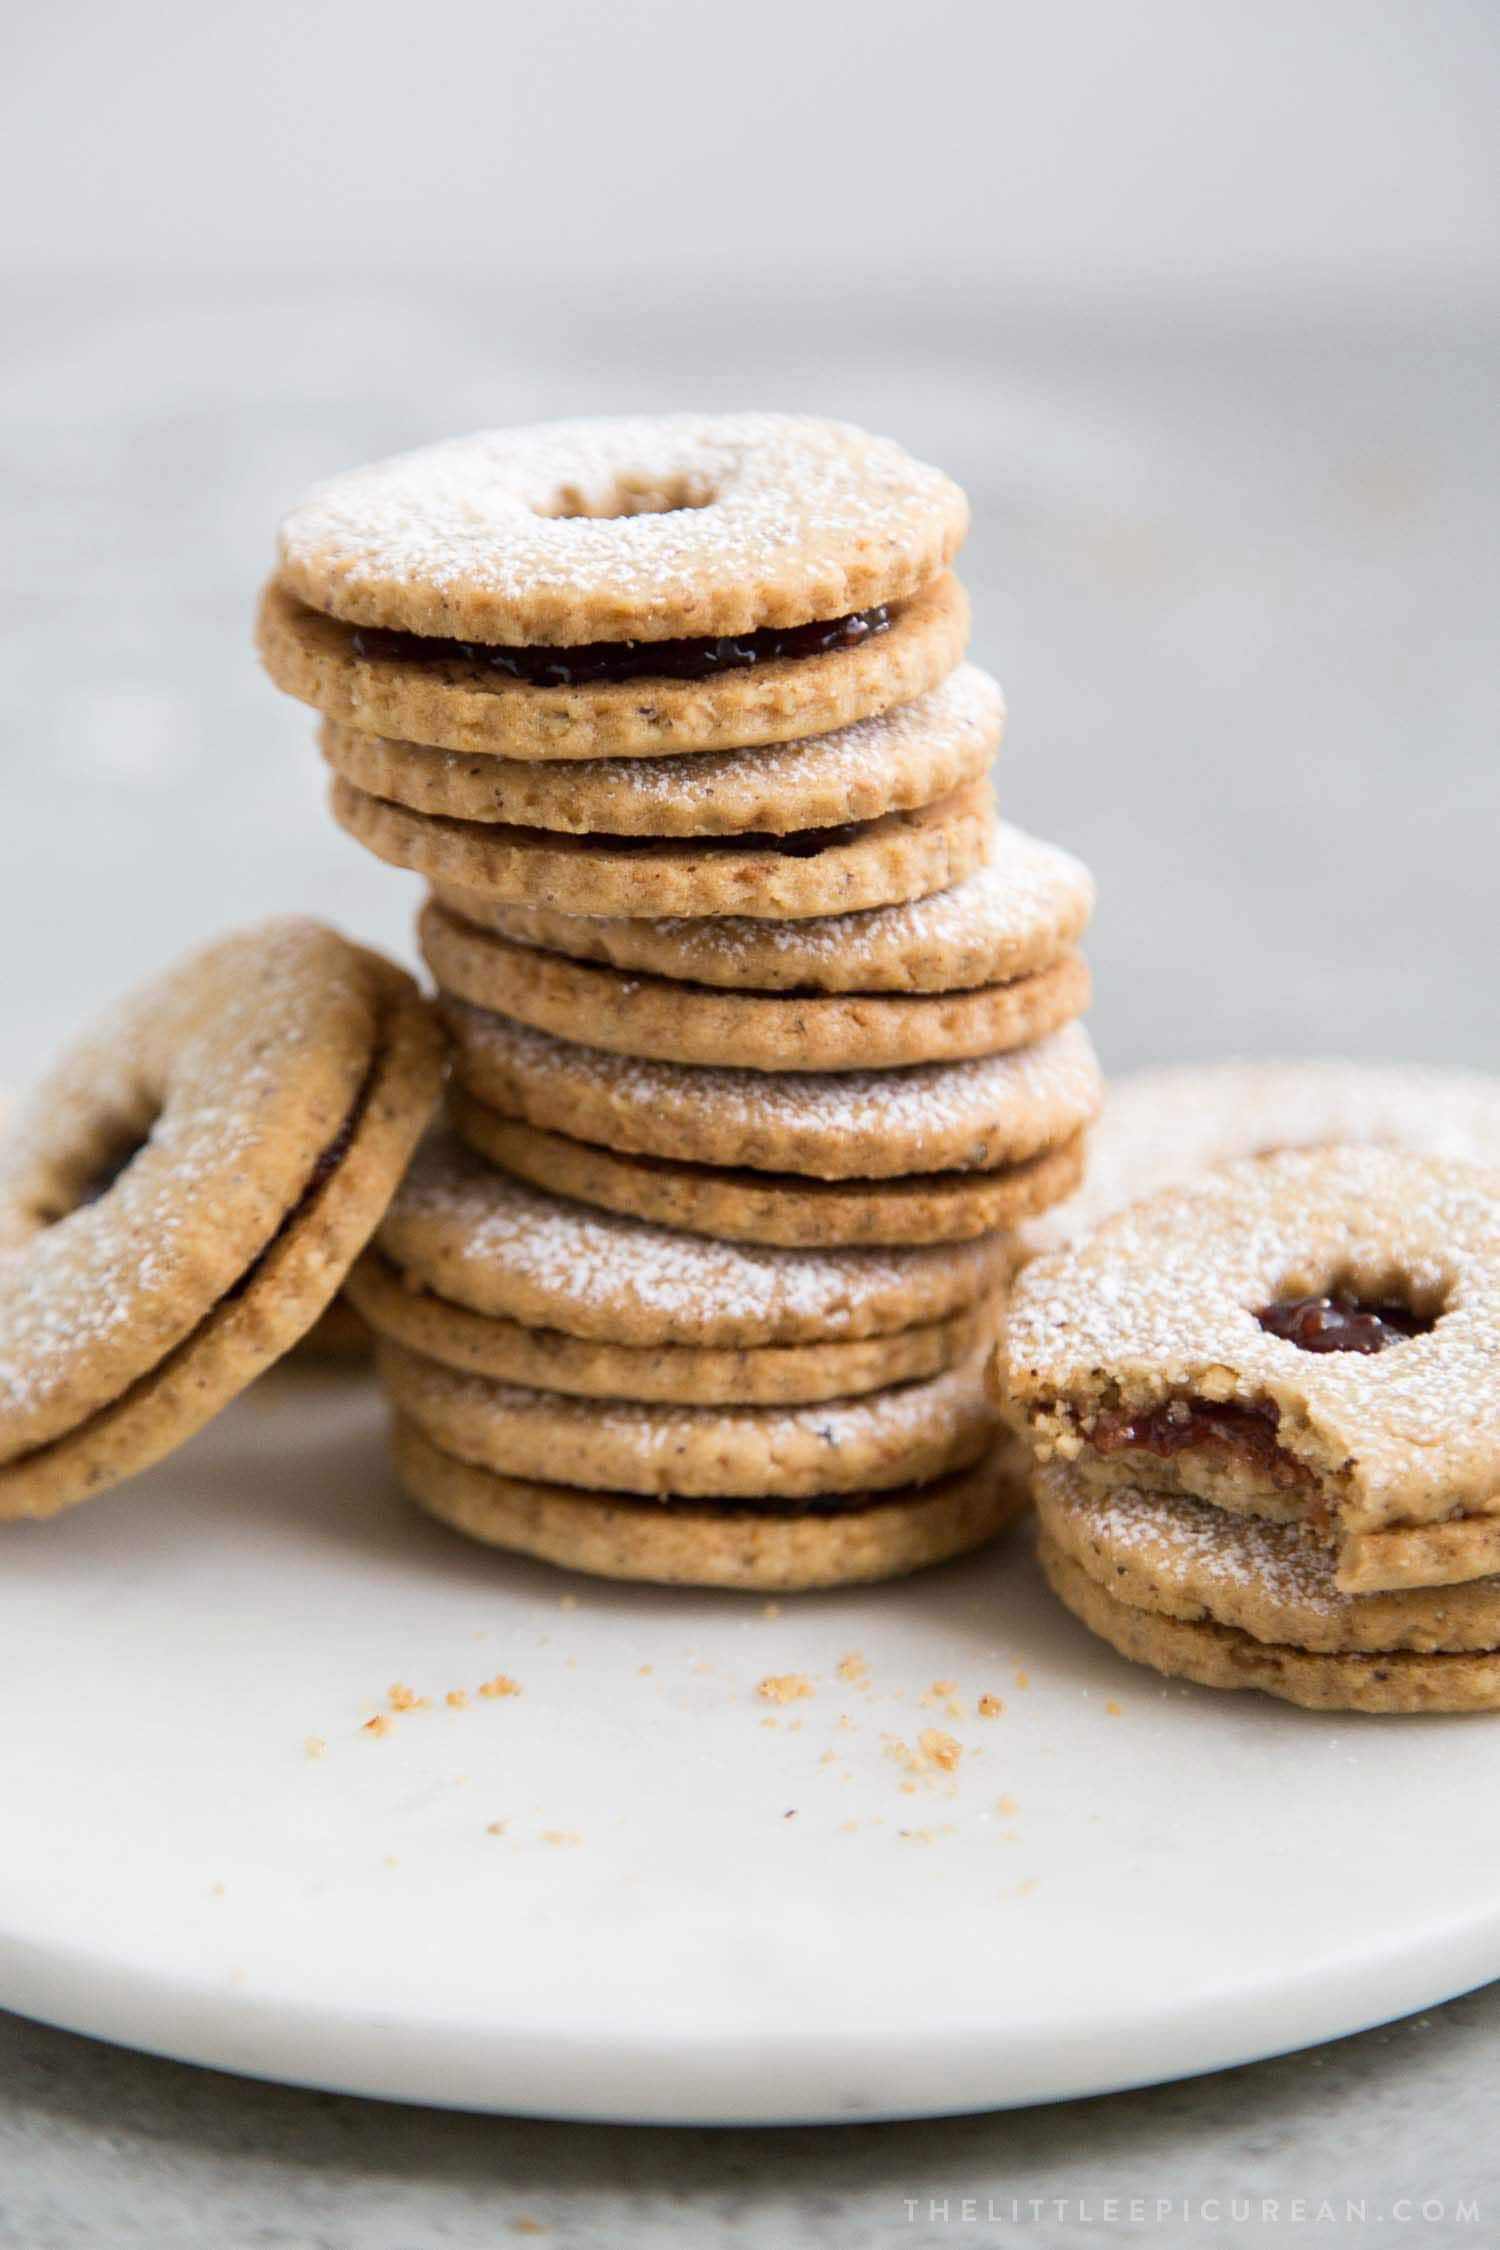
[
  {"left": 391, "top": 1343, "right": 992, "bottom": 1470},
  {"left": 447, "top": 1007, "right": 1103, "bottom": 1168},
  {"left": 278, "top": 414, "right": 966, "bottom": 640},
  {"left": 380, "top": 1135, "right": 1002, "bottom": 1342},
  {"left": 1025, "top": 1059, "right": 1500, "bottom": 1255},
  {"left": 1010, "top": 1145, "right": 1500, "bottom": 1522}
]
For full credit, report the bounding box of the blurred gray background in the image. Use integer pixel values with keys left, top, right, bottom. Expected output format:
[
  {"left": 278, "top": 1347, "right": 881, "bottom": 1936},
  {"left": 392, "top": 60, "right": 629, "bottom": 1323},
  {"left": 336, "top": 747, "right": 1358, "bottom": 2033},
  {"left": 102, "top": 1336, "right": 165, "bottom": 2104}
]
[
  {"left": 2, "top": 0, "right": 1496, "bottom": 1091},
  {"left": 2, "top": 5, "right": 1498, "bottom": 2243}
]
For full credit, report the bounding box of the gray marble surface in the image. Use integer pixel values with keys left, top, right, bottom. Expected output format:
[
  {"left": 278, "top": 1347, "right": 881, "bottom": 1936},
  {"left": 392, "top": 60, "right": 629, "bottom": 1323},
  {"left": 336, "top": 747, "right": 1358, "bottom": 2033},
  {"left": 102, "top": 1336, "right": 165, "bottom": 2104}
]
[{"left": 1, "top": 283, "right": 1496, "bottom": 2244}]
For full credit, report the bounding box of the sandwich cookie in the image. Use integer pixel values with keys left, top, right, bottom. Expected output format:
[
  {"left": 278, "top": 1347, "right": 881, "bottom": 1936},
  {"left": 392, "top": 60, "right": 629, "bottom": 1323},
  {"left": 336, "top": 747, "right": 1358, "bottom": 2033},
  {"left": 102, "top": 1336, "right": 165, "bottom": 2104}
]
[
  {"left": 1005, "top": 1147, "right": 1500, "bottom": 1594},
  {"left": 0, "top": 920, "right": 442, "bottom": 1517},
  {"left": 1036, "top": 1463, "right": 1500, "bottom": 1713},
  {"left": 260, "top": 414, "right": 969, "bottom": 760},
  {"left": 329, "top": 772, "right": 995, "bottom": 921}
]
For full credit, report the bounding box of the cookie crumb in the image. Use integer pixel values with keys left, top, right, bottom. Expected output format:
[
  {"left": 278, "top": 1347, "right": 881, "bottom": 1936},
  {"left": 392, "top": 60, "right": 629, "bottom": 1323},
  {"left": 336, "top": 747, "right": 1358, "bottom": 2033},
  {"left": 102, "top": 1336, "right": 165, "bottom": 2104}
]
[
  {"left": 1014, "top": 1668, "right": 1031, "bottom": 1690},
  {"left": 762, "top": 1602, "right": 783, "bottom": 1621},
  {"left": 757, "top": 1673, "right": 814, "bottom": 1705},
  {"left": 510, "top": 2221, "right": 548, "bottom": 2238},
  {"left": 977, "top": 1694, "right": 1004, "bottom": 1718},
  {"left": 362, "top": 1714, "right": 393, "bottom": 1739},
  {"left": 542, "top": 1830, "right": 580, "bottom": 1848},
  {"left": 303, "top": 1735, "right": 327, "bottom": 1759},
  {"left": 918, "top": 1728, "right": 962, "bottom": 1772},
  {"left": 486, "top": 1820, "right": 507, "bottom": 1836},
  {"left": 383, "top": 1856, "right": 400, "bottom": 1868},
  {"left": 638, "top": 1664, "right": 654, "bottom": 1676},
  {"left": 479, "top": 1674, "right": 522, "bottom": 1699},
  {"left": 209, "top": 1882, "right": 226, "bottom": 1899},
  {"left": 1104, "top": 1697, "right": 1122, "bottom": 1716},
  {"left": 996, "top": 1792, "right": 1020, "bottom": 1817},
  {"left": 836, "top": 1651, "right": 869, "bottom": 1683},
  {"left": 388, "top": 1682, "right": 421, "bottom": 1711},
  {"left": 446, "top": 1689, "right": 471, "bottom": 1710},
  {"left": 559, "top": 1594, "right": 577, "bottom": 1610}
]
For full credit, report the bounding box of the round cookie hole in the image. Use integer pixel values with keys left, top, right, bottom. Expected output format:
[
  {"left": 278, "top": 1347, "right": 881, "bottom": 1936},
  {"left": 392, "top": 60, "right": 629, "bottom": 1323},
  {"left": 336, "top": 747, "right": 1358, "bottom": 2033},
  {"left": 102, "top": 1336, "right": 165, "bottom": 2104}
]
[
  {"left": 539, "top": 471, "right": 718, "bottom": 522},
  {"left": 33, "top": 1122, "right": 156, "bottom": 1226},
  {"left": 1255, "top": 1268, "right": 1442, "bottom": 1357}
]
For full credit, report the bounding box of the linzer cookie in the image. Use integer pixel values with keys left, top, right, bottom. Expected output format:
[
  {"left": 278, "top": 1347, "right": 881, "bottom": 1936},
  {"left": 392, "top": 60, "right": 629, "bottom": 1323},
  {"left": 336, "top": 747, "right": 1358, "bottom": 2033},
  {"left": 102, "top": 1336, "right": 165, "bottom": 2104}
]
[
  {"left": 1023, "top": 1058, "right": 1500, "bottom": 1257},
  {"left": 0, "top": 921, "right": 442, "bottom": 1518},
  {"left": 319, "top": 663, "right": 1002, "bottom": 833},
  {"left": 449, "top": 1098, "right": 1088, "bottom": 1249},
  {"left": 419, "top": 900, "right": 1090, "bottom": 1073},
  {"left": 330, "top": 772, "right": 995, "bottom": 921},
  {"left": 1035, "top": 1464, "right": 1500, "bottom": 1714},
  {"left": 445, "top": 1010, "right": 1102, "bottom": 1185},
  {"left": 397, "top": 1421, "right": 1030, "bottom": 1593},
  {"left": 260, "top": 415, "right": 969, "bottom": 760},
  {"left": 436, "top": 821, "right": 1094, "bottom": 993},
  {"left": 1005, "top": 1146, "right": 1500, "bottom": 1595}
]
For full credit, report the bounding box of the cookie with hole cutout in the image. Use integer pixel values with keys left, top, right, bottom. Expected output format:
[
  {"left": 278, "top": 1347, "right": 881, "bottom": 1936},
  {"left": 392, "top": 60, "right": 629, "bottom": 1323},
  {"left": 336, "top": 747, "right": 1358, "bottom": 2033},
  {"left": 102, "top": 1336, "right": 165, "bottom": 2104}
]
[
  {"left": 1003, "top": 1146, "right": 1500, "bottom": 1594},
  {"left": 0, "top": 920, "right": 443, "bottom": 1518},
  {"left": 259, "top": 413, "right": 970, "bottom": 759}
]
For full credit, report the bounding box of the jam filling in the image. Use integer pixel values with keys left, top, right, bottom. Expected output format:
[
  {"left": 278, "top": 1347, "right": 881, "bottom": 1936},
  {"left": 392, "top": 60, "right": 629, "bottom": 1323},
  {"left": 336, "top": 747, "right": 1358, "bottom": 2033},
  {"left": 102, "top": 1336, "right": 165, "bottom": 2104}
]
[
  {"left": 348, "top": 604, "right": 891, "bottom": 687},
  {"left": 1256, "top": 1293, "right": 1429, "bottom": 1354},
  {"left": 575, "top": 820, "right": 864, "bottom": 859},
  {"left": 1090, "top": 1398, "right": 1310, "bottom": 1489}
]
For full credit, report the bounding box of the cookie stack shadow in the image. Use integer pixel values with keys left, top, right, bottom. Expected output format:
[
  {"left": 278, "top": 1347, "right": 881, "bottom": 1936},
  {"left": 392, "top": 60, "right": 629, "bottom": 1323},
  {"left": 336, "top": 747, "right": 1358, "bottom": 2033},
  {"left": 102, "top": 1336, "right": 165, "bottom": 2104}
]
[{"left": 259, "top": 415, "right": 1103, "bottom": 1588}]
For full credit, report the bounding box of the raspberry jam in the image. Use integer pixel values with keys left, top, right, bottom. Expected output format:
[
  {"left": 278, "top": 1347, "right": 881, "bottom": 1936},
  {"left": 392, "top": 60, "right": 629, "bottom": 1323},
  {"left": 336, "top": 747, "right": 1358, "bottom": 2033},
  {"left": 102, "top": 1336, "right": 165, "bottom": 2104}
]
[
  {"left": 1257, "top": 1294, "right": 1428, "bottom": 1354},
  {"left": 1090, "top": 1398, "right": 1310, "bottom": 1488},
  {"left": 586, "top": 822, "right": 863, "bottom": 859},
  {"left": 349, "top": 605, "right": 891, "bottom": 687}
]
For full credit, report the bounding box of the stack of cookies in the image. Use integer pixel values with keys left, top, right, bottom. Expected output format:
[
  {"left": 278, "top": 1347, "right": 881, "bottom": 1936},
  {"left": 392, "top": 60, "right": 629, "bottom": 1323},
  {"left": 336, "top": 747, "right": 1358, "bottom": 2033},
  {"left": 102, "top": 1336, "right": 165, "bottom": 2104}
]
[
  {"left": 259, "top": 414, "right": 1102, "bottom": 1589},
  {"left": 1004, "top": 1144, "right": 1500, "bottom": 1711}
]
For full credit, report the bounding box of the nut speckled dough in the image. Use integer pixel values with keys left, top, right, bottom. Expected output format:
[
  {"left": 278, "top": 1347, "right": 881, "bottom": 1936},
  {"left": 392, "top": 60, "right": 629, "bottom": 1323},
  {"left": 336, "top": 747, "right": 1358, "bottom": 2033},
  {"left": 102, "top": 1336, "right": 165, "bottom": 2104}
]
[
  {"left": 348, "top": 1251, "right": 988, "bottom": 1405},
  {"left": 397, "top": 1420, "right": 1029, "bottom": 1592},
  {"left": 440, "top": 820, "right": 1095, "bottom": 993},
  {"left": 275, "top": 413, "right": 969, "bottom": 644},
  {"left": 331, "top": 773, "right": 996, "bottom": 922},
  {"left": 0, "top": 921, "right": 443, "bottom": 1518},
  {"left": 320, "top": 664, "right": 1002, "bottom": 833},
  {"left": 374, "top": 1134, "right": 1009, "bottom": 1349},
  {"left": 1036, "top": 1461, "right": 1500, "bottom": 1654},
  {"left": 258, "top": 572, "right": 970, "bottom": 763},
  {"left": 420, "top": 904, "right": 1091, "bottom": 1075},
  {"left": 1005, "top": 1147, "right": 1500, "bottom": 1592},
  {"left": 1022, "top": 1058, "right": 1500, "bottom": 1258},
  {"left": 444, "top": 1006, "right": 1104, "bottom": 1181},
  {"left": 450, "top": 1096, "right": 1087, "bottom": 1249},
  {"left": 380, "top": 1339, "right": 996, "bottom": 1499},
  {"left": 1039, "top": 1536, "right": 1500, "bottom": 1714}
]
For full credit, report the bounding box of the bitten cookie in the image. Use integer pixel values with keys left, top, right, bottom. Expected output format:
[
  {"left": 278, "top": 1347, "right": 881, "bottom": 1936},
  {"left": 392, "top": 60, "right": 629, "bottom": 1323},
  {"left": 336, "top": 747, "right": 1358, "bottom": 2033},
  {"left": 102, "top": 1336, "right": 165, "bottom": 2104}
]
[
  {"left": 0, "top": 920, "right": 443, "bottom": 1517},
  {"left": 1005, "top": 1147, "right": 1500, "bottom": 1594}
]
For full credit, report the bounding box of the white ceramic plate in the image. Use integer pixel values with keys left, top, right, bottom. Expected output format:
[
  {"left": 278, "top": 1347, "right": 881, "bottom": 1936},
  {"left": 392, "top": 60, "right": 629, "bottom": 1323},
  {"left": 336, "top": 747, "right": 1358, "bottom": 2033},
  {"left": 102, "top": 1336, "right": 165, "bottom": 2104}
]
[{"left": 3, "top": 1369, "right": 1498, "bottom": 2125}]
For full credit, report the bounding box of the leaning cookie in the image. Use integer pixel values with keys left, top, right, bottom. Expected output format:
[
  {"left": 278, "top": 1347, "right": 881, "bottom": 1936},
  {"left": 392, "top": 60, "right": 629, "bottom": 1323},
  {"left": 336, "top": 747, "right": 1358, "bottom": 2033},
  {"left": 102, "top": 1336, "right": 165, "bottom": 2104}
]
[{"left": 0, "top": 920, "right": 443, "bottom": 1517}]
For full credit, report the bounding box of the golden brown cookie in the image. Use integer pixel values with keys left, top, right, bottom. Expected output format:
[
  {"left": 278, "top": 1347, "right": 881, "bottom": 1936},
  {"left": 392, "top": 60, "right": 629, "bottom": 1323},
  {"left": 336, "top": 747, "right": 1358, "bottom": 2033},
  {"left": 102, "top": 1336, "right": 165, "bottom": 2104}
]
[
  {"left": 1038, "top": 1535, "right": 1500, "bottom": 1714},
  {"left": 375, "top": 1133, "right": 1009, "bottom": 1349},
  {"left": 450, "top": 1097, "right": 1087, "bottom": 1249},
  {"left": 445, "top": 1006, "right": 1104, "bottom": 1182},
  {"left": 396, "top": 1419, "right": 1029, "bottom": 1591},
  {"left": 1035, "top": 1460, "right": 1500, "bottom": 1654},
  {"left": 331, "top": 773, "right": 995, "bottom": 921},
  {"left": 348, "top": 1250, "right": 988, "bottom": 1404},
  {"left": 378, "top": 1338, "right": 996, "bottom": 1498},
  {"left": 421, "top": 904, "right": 1089, "bottom": 1075},
  {"left": 319, "top": 663, "right": 1002, "bottom": 833},
  {"left": 259, "top": 572, "right": 969, "bottom": 763},
  {"left": 1022, "top": 1058, "right": 1500, "bottom": 1258},
  {"left": 0, "top": 921, "right": 443, "bottom": 1518},
  {"left": 1005, "top": 1147, "right": 1500, "bottom": 1592},
  {"left": 436, "top": 819, "right": 1094, "bottom": 992},
  {"left": 274, "top": 414, "right": 969, "bottom": 643}
]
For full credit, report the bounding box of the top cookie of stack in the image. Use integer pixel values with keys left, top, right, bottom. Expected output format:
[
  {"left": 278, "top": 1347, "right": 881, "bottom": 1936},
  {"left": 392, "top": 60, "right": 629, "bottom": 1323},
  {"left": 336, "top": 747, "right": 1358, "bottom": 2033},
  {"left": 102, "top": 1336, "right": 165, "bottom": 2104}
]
[{"left": 258, "top": 415, "right": 1100, "bottom": 1590}]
